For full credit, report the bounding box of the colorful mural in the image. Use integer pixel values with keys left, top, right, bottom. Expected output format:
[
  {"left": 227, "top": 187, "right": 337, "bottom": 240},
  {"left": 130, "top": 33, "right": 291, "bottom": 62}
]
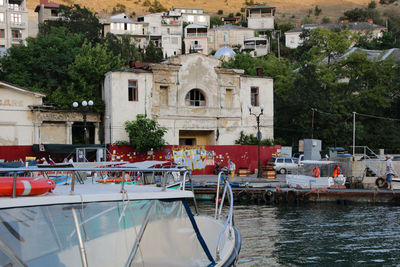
[{"left": 172, "top": 146, "right": 208, "bottom": 170}]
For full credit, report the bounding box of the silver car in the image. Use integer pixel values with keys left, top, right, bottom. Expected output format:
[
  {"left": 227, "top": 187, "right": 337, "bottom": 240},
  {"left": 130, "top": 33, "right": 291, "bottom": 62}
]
[{"left": 267, "top": 157, "right": 299, "bottom": 174}]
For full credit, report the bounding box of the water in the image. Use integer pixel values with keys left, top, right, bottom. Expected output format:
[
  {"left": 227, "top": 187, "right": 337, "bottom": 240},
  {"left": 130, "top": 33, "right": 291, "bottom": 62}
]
[{"left": 197, "top": 202, "right": 400, "bottom": 266}]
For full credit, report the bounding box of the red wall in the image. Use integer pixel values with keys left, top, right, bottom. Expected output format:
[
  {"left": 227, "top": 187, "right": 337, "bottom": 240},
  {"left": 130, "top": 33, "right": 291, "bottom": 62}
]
[
  {"left": 108, "top": 144, "right": 281, "bottom": 175},
  {"left": 0, "top": 144, "right": 281, "bottom": 175},
  {"left": 0, "top": 146, "right": 35, "bottom": 162}
]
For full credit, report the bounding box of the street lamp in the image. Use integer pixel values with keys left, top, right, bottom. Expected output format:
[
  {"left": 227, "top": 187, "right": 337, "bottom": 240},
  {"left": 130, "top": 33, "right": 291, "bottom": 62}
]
[
  {"left": 248, "top": 103, "right": 264, "bottom": 178},
  {"left": 72, "top": 100, "right": 93, "bottom": 144}
]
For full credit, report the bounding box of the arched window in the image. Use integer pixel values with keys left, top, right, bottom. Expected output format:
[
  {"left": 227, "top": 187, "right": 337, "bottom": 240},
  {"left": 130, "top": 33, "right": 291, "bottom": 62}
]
[{"left": 185, "top": 89, "right": 206, "bottom": 106}]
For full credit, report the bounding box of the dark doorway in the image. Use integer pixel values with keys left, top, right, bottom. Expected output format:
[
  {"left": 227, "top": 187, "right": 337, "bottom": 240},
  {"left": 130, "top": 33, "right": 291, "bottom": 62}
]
[{"left": 72, "top": 122, "right": 95, "bottom": 144}]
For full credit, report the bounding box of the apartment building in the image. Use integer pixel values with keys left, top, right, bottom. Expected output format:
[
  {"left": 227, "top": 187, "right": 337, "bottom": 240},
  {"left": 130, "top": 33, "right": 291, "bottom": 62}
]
[
  {"left": 0, "top": 0, "right": 28, "bottom": 48},
  {"left": 170, "top": 7, "right": 210, "bottom": 27},
  {"left": 246, "top": 5, "right": 275, "bottom": 33},
  {"left": 208, "top": 24, "right": 254, "bottom": 51},
  {"left": 184, "top": 24, "right": 208, "bottom": 54},
  {"left": 34, "top": 0, "right": 60, "bottom": 24}
]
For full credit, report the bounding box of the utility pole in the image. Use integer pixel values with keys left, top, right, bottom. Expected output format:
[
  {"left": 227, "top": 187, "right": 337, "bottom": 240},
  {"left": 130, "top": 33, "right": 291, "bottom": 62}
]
[
  {"left": 353, "top": 112, "right": 356, "bottom": 157},
  {"left": 311, "top": 108, "right": 315, "bottom": 139}
]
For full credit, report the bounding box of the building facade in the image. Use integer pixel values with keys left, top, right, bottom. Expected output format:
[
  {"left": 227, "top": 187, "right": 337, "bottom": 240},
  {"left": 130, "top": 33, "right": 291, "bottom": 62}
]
[
  {"left": 0, "top": 81, "right": 100, "bottom": 146},
  {"left": 0, "top": 0, "right": 28, "bottom": 48},
  {"left": 34, "top": 0, "right": 59, "bottom": 24},
  {"left": 208, "top": 24, "right": 254, "bottom": 52},
  {"left": 184, "top": 24, "right": 208, "bottom": 54},
  {"left": 103, "top": 53, "right": 274, "bottom": 146},
  {"left": 170, "top": 7, "right": 210, "bottom": 27},
  {"left": 246, "top": 5, "right": 275, "bottom": 33}
]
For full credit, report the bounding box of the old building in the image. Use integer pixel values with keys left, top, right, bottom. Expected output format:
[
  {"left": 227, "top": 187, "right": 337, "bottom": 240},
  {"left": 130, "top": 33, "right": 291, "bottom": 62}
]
[
  {"left": 0, "top": 0, "right": 28, "bottom": 48},
  {"left": 0, "top": 81, "right": 100, "bottom": 145},
  {"left": 103, "top": 53, "right": 274, "bottom": 146},
  {"left": 208, "top": 24, "right": 254, "bottom": 52}
]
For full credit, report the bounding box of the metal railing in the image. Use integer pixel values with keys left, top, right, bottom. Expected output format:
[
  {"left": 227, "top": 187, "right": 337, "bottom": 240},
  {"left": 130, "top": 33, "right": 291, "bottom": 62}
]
[
  {"left": 215, "top": 170, "right": 234, "bottom": 261},
  {"left": 0, "top": 166, "right": 188, "bottom": 198}
]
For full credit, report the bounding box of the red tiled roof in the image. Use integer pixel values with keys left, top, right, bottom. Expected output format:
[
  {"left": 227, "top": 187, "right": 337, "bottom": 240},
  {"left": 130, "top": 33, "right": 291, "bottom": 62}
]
[{"left": 35, "top": 2, "right": 59, "bottom": 12}]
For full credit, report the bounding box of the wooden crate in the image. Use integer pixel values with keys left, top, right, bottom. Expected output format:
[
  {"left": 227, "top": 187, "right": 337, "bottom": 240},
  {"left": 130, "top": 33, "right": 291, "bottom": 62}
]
[
  {"left": 237, "top": 168, "right": 250, "bottom": 177},
  {"left": 263, "top": 170, "right": 276, "bottom": 179}
]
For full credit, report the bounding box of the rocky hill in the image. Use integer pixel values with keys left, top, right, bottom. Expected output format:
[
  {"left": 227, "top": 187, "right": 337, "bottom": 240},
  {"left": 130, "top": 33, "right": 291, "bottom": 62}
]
[{"left": 27, "top": 0, "right": 400, "bottom": 26}]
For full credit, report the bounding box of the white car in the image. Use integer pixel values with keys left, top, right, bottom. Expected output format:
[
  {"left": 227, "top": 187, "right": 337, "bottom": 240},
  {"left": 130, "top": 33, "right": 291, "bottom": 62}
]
[{"left": 267, "top": 157, "right": 300, "bottom": 174}]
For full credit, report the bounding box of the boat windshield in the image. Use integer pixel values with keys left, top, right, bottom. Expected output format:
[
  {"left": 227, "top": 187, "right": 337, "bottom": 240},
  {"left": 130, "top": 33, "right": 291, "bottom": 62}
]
[{"left": 0, "top": 199, "right": 211, "bottom": 267}]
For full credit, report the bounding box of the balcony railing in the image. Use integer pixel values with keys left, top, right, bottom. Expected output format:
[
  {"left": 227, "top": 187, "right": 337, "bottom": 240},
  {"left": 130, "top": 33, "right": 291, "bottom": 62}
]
[
  {"left": 161, "top": 20, "right": 181, "bottom": 26},
  {"left": 190, "top": 44, "right": 203, "bottom": 49},
  {"left": 11, "top": 37, "right": 23, "bottom": 42},
  {"left": 186, "top": 32, "right": 207, "bottom": 37},
  {"left": 10, "top": 22, "right": 26, "bottom": 28},
  {"left": 243, "top": 44, "right": 267, "bottom": 50}
]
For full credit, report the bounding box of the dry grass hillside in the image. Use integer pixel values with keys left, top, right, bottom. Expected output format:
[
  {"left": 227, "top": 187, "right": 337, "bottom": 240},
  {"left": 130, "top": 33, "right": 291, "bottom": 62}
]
[{"left": 27, "top": 0, "right": 400, "bottom": 26}]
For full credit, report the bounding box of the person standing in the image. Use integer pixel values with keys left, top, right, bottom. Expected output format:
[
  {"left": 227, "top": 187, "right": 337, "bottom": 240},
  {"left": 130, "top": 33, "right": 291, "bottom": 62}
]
[
  {"left": 385, "top": 155, "right": 395, "bottom": 190},
  {"left": 228, "top": 159, "right": 236, "bottom": 179}
]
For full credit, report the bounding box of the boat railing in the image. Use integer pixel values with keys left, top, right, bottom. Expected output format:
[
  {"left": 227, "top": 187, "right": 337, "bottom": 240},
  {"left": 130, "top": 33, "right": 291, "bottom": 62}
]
[
  {"left": 0, "top": 167, "right": 187, "bottom": 198},
  {"left": 215, "top": 170, "right": 234, "bottom": 261}
]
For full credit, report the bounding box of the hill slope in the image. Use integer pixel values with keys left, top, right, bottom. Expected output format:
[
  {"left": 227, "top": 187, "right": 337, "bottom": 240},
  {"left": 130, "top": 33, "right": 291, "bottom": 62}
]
[{"left": 28, "top": 0, "right": 400, "bottom": 26}]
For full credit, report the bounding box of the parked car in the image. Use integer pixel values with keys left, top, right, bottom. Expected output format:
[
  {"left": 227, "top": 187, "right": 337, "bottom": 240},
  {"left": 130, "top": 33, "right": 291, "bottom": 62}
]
[
  {"left": 393, "top": 156, "right": 400, "bottom": 161},
  {"left": 266, "top": 157, "right": 299, "bottom": 174}
]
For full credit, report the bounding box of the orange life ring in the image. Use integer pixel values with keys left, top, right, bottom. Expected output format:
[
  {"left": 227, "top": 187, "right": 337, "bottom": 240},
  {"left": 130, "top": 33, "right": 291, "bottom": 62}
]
[
  {"left": 333, "top": 165, "right": 341, "bottom": 178},
  {"left": 0, "top": 177, "right": 56, "bottom": 196},
  {"left": 312, "top": 167, "right": 320, "bottom": 178}
]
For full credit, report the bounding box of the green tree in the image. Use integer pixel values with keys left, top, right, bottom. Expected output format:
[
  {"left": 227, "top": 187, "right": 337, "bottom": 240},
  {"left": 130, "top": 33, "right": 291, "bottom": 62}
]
[
  {"left": 210, "top": 16, "right": 224, "bottom": 27},
  {"left": 0, "top": 27, "right": 82, "bottom": 95},
  {"left": 143, "top": 41, "right": 163, "bottom": 62},
  {"left": 112, "top": 3, "right": 126, "bottom": 14},
  {"left": 60, "top": 42, "right": 124, "bottom": 111},
  {"left": 103, "top": 34, "right": 143, "bottom": 65},
  {"left": 40, "top": 4, "right": 102, "bottom": 44},
  {"left": 368, "top": 0, "right": 377, "bottom": 8},
  {"left": 124, "top": 114, "right": 167, "bottom": 151},
  {"left": 314, "top": 5, "right": 322, "bottom": 16},
  {"left": 307, "top": 27, "right": 358, "bottom": 64}
]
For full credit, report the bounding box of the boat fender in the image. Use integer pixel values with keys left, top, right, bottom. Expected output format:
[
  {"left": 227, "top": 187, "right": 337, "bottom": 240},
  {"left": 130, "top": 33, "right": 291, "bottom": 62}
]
[
  {"left": 262, "top": 190, "right": 273, "bottom": 203},
  {"left": 375, "top": 177, "right": 387, "bottom": 189},
  {"left": 237, "top": 191, "right": 252, "bottom": 204},
  {"left": 312, "top": 167, "right": 320, "bottom": 178},
  {"left": 286, "top": 190, "right": 297, "bottom": 203},
  {"left": 333, "top": 165, "right": 341, "bottom": 178}
]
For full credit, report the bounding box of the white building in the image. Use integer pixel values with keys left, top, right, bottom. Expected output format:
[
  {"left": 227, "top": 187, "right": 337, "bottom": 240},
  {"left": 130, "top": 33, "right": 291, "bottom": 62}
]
[
  {"left": 170, "top": 7, "right": 210, "bottom": 27},
  {"left": 246, "top": 5, "right": 275, "bottom": 33},
  {"left": 0, "top": 0, "right": 28, "bottom": 48},
  {"left": 103, "top": 53, "right": 274, "bottom": 146}
]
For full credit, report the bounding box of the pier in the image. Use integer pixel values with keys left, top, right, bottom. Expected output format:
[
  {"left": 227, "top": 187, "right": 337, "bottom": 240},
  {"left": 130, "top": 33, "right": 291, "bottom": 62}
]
[{"left": 190, "top": 174, "right": 400, "bottom": 204}]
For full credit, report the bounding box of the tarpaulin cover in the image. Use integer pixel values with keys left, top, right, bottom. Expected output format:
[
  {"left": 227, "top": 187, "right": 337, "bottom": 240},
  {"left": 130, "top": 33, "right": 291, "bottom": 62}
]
[{"left": 32, "top": 144, "right": 105, "bottom": 154}]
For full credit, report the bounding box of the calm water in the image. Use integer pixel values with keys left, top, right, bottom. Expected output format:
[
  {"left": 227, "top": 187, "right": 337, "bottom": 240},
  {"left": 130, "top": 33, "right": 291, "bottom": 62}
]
[{"left": 197, "top": 202, "right": 400, "bottom": 266}]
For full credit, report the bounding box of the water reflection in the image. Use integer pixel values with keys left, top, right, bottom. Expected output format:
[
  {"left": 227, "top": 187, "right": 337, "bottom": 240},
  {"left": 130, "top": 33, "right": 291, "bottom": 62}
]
[{"left": 197, "top": 202, "right": 400, "bottom": 266}]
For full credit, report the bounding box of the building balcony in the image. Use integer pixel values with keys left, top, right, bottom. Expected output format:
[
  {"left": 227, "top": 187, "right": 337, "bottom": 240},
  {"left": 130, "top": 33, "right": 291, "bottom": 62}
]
[
  {"left": 190, "top": 44, "right": 203, "bottom": 49},
  {"left": 243, "top": 44, "right": 267, "bottom": 50},
  {"left": 11, "top": 37, "right": 23, "bottom": 43},
  {"left": 8, "top": 6, "right": 25, "bottom": 11},
  {"left": 161, "top": 20, "right": 181, "bottom": 26},
  {"left": 186, "top": 32, "right": 207, "bottom": 37},
  {"left": 10, "top": 22, "right": 26, "bottom": 28}
]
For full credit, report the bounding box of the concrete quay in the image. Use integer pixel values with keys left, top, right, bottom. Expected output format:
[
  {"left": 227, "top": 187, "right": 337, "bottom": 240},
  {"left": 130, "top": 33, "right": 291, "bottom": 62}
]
[{"left": 189, "top": 174, "right": 400, "bottom": 205}]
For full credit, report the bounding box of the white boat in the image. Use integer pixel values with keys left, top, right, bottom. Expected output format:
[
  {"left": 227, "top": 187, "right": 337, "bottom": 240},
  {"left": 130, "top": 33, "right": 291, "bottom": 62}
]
[
  {"left": 286, "top": 174, "right": 346, "bottom": 189},
  {"left": 0, "top": 167, "right": 241, "bottom": 267}
]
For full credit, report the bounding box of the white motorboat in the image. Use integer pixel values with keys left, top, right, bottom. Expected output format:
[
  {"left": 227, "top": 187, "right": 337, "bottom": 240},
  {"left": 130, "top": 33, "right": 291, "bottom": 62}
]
[{"left": 0, "top": 167, "right": 241, "bottom": 267}]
